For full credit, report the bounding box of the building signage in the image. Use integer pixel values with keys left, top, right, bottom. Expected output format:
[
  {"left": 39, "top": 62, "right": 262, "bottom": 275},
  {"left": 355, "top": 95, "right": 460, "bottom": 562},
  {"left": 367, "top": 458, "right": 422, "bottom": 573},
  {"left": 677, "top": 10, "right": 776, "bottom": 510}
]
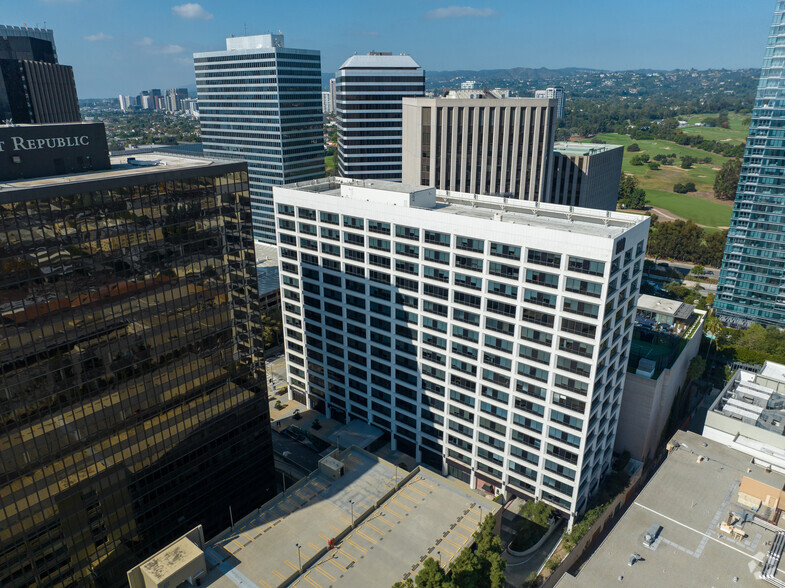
[{"left": 0, "top": 135, "right": 90, "bottom": 152}]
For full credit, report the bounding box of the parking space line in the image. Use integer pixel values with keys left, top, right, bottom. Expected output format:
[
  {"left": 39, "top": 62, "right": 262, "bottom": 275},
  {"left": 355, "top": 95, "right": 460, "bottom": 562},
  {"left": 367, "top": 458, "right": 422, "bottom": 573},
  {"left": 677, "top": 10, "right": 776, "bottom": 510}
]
[
  {"left": 376, "top": 514, "right": 396, "bottom": 527},
  {"left": 259, "top": 579, "right": 273, "bottom": 588},
  {"left": 318, "top": 532, "right": 330, "bottom": 542},
  {"left": 383, "top": 505, "right": 403, "bottom": 519},
  {"left": 329, "top": 524, "right": 342, "bottom": 534},
  {"left": 285, "top": 559, "right": 299, "bottom": 572},
  {"left": 314, "top": 565, "right": 337, "bottom": 582},
  {"left": 229, "top": 539, "right": 244, "bottom": 552},
  {"left": 308, "top": 541, "right": 320, "bottom": 552},
  {"left": 366, "top": 521, "right": 386, "bottom": 536},
  {"left": 347, "top": 538, "right": 367, "bottom": 553},
  {"left": 302, "top": 573, "right": 321, "bottom": 588},
  {"left": 357, "top": 529, "right": 377, "bottom": 544},
  {"left": 241, "top": 531, "right": 254, "bottom": 542},
  {"left": 457, "top": 521, "right": 475, "bottom": 534},
  {"left": 392, "top": 497, "right": 411, "bottom": 511},
  {"left": 337, "top": 548, "right": 356, "bottom": 563},
  {"left": 327, "top": 557, "right": 345, "bottom": 573},
  {"left": 443, "top": 536, "right": 462, "bottom": 550},
  {"left": 271, "top": 569, "right": 287, "bottom": 582},
  {"left": 406, "top": 484, "right": 428, "bottom": 497}
]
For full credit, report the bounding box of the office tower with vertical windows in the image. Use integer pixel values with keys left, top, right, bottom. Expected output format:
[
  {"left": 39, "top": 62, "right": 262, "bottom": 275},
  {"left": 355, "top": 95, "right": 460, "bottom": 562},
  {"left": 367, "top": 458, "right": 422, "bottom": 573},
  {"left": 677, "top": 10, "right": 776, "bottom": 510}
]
[
  {"left": 195, "top": 34, "right": 324, "bottom": 243},
  {"left": 0, "top": 25, "right": 80, "bottom": 124},
  {"left": 535, "top": 87, "right": 565, "bottom": 119},
  {"left": 401, "top": 96, "right": 556, "bottom": 200},
  {"left": 336, "top": 52, "right": 424, "bottom": 181},
  {"left": 274, "top": 177, "right": 648, "bottom": 525},
  {"left": 715, "top": 2, "right": 785, "bottom": 327},
  {"left": 0, "top": 125, "right": 274, "bottom": 586}
]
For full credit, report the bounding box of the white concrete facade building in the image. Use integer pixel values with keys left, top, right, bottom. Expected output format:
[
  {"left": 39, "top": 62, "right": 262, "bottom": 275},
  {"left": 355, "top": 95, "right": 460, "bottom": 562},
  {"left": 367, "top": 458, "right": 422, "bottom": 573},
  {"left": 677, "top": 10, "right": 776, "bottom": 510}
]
[
  {"left": 195, "top": 34, "right": 324, "bottom": 243},
  {"left": 321, "top": 91, "right": 333, "bottom": 116},
  {"left": 336, "top": 53, "right": 424, "bottom": 181},
  {"left": 402, "top": 97, "right": 556, "bottom": 201},
  {"left": 274, "top": 177, "right": 649, "bottom": 524}
]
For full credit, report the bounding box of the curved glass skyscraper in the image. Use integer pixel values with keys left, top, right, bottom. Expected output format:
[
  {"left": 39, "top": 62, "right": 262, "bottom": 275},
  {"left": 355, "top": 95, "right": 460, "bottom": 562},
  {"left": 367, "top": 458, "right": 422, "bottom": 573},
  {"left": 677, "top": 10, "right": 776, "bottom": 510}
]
[{"left": 715, "top": 2, "right": 785, "bottom": 327}]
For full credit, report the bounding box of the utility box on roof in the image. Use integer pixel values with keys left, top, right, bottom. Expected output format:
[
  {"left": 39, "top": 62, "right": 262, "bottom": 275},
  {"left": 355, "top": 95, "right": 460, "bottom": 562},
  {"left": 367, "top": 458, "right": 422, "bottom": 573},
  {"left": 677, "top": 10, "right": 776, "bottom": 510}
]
[{"left": 319, "top": 456, "right": 345, "bottom": 480}]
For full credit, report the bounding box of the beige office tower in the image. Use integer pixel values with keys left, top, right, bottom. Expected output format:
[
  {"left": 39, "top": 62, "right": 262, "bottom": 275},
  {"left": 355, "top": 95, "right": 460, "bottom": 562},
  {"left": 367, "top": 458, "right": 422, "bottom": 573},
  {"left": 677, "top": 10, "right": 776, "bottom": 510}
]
[
  {"left": 550, "top": 142, "right": 624, "bottom": 212},
  {"left": 402, "top": 97, "right": 556, "bottom": 201}
]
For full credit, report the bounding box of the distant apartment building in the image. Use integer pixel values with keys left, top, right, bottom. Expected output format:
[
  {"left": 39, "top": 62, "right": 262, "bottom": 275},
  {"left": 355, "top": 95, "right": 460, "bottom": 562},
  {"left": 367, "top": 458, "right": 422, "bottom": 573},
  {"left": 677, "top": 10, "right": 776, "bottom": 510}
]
[
  {"left": 535, "top": 86, "right": 565, "bottom": 119},
  {"left": 445, "top": 88, "right": 511, "bottom": 99},
  {"left": 0, "top": 25, "right": 80, "bottom": 124},
  {"left": 322, "top": 90, "right": 333, "bottom": 116},
  {"left": 274, "top": 177, "right": 649, "bottom": 524},
  {"left": 336, "top": 52, "right": 424, "bottom": 180},
  {"left": 461, "top": 80, "right": 478, "bottom": 89},
  {"left": 402, "top": 96, "right": 556, "bottom": 201},
  {"left": 550, "top": 142, "right": 624, "bottom": 211},
  {"left": 0, "top": 124, "right": 273, "bottom": 585},
  {"left": 329, "top": 77, "right": 336, "bottom": 115},
  {"left": 195, "top": 33, "right": 324, "bottom": 242}
]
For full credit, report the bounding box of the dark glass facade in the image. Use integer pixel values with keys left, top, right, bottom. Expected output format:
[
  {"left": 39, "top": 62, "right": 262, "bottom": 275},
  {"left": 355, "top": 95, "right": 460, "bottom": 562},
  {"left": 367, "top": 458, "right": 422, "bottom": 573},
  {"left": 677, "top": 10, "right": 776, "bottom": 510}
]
[
  {"left": 0, "top": 25, "right": 80, "bottom": 124},
  {"left": 0, "top": 162, "right": 274, "bottom": 586}
]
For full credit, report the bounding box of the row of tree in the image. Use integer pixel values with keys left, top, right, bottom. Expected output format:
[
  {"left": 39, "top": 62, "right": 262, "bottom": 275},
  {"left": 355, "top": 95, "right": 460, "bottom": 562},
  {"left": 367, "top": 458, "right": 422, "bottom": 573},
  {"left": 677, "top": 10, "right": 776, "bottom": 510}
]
[
  {"left": 393, "top": 514, "right": 505, "bottom": 588},
  {"left": 647, "top": 218, "right": 728, "bottom": 267}
]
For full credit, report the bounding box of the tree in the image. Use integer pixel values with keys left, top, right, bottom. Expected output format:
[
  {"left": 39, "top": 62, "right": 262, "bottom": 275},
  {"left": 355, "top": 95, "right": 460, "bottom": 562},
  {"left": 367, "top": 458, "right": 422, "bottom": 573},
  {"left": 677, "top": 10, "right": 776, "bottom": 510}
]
[
  {"left": 627, "top": 143, "right": 641, "bottom": 152},
  {"left": 393, "top": 580, "right": 415, "bottom": 588},
  {"left": 686, "top": 356, "right": 706, "bottom": 383},
  {"left": 680, "top": 155, "right": 697, "bottom": 169},
  {"left": 473, "top": 514, "right": 506, "bottom": 588},
  {"left": 414, "top": 558, "right": 449, "bottom": 588},
  {"left": 626, "top": 187, "right": 648, "bottom": 209},
  {"left": 520, "top": 501, "right": 553, "bottom": 527},
  {"left": 691, "top": 265, "right": 705, "bottom": 275},
  {"left": 618, "top": 174, "right": 638, "bottom": 201},
  {"left": 648, "top": 161, "right": 660, "bottom": 170},
  {"left": 450, "top": 547, "right": 481, "bottom": 587},
  {"left": 630, "top": 155, "right": 644, "bottom": 166},
  {"left": 714, "top": 158, "right": 742, "bottom": 200}
]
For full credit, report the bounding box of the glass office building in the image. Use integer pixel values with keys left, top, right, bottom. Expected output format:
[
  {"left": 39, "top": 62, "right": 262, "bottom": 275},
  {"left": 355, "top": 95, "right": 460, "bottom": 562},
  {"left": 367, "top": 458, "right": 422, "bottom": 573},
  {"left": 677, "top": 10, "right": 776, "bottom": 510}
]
[
  {"left": 195, "top": 34, "right": 325, "bottom": 244},
  {"left": 715, "top": 2, "right": 785, "bottom": 327},
  {"left": 0, "top": 153, "right": 274, "bottom": 586}
]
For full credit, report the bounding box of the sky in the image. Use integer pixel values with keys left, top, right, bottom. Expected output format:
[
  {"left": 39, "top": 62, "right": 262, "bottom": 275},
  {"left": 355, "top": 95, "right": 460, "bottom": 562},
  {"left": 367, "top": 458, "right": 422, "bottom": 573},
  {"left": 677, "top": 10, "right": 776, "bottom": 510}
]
[{"left": 4, "top": 0, "right": 778, "bottom": 98}]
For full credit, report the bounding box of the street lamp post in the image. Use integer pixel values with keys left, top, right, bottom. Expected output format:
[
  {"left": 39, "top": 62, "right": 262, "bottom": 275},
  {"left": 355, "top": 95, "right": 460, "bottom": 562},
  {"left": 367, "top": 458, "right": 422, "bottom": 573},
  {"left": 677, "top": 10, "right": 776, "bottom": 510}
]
[
  {"left": 437, "top": 550, "right": 441, "bottom": 567},
  {"left": 349, "top": 500, "right": 355, "bottom": 526},
  {"left": 295, "top": 543, "right": 302, "bottom": 572}
]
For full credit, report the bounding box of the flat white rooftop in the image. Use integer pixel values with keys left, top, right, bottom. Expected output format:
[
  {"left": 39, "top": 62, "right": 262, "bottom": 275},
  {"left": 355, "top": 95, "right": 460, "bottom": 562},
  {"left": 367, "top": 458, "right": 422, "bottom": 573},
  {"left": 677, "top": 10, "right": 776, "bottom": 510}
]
[{"left": 282, "top": 177, "right": 648, "bottom": 240}]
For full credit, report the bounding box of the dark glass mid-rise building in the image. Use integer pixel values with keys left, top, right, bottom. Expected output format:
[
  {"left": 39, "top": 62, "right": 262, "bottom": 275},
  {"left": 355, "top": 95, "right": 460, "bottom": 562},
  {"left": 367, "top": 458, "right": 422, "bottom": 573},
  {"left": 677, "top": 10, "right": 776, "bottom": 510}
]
[
  {"left": 0, "top": 25, "right": 80, "bottom": 124},
  {"left": 715, "top": 2, "right": 785, "bottom": 327},
  {"left": 195, "top": 33, "right": 325, "bottom": 243},
  {"left": 0, "top": 133, "right": 274, "bottom": 586}
]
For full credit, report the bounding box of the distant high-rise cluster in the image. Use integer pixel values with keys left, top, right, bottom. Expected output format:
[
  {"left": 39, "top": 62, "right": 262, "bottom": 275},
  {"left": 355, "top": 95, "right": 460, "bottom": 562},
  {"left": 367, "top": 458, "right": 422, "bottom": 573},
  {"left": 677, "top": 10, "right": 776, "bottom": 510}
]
[
  {"left": 118, "top": 87, "right": 195, "bottom": 115},
  {"left": 0, "top": 25, "right": 80, "bottom": 124}
]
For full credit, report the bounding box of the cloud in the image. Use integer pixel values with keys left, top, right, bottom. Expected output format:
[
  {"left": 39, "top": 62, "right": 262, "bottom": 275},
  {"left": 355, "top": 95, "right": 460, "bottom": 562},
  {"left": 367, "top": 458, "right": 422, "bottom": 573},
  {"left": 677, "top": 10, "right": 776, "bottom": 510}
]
[
  {"left": 84, "top": 32, "right": 112, "bottom": 41},
  {"left": 155, "top": 44, "right": 185, "bottom": 55},
  {"left": 172, "top": 3, "right": 213, "bottom": 20},
  {"left": 135, "top": 37, "right": 154, "bottom": 46},
  {"left": 425, "top": 6, "right": 498, "bottom": 19}
]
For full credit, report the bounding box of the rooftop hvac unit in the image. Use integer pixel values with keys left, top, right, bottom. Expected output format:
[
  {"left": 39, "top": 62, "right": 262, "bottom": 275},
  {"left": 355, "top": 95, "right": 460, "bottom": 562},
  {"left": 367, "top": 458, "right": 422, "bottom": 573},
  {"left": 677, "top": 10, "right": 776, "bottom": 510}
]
[{"left": 319, "top": 456, "right": 345, "bottom": 480}]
